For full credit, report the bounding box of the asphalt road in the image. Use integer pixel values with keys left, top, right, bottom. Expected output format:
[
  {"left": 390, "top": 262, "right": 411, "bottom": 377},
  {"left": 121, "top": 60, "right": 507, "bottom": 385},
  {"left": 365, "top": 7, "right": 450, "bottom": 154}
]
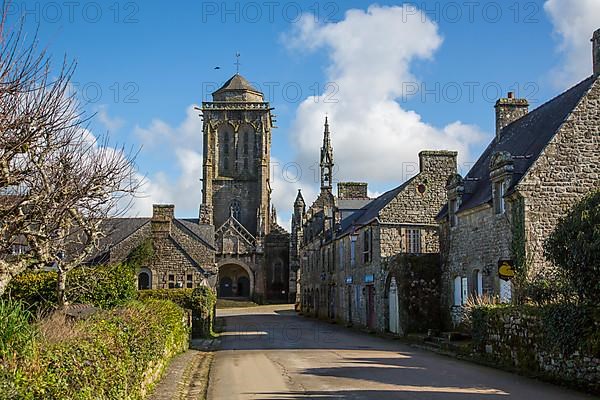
[{"left": 207, "top": 305, "right": 597, "bottom": 400}]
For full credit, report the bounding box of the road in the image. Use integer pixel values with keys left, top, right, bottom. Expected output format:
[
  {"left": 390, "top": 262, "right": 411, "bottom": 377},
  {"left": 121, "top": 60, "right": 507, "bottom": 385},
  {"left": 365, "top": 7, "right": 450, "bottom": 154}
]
[{"left": 207, "top": 305, "right": 596, "bottom": 400}]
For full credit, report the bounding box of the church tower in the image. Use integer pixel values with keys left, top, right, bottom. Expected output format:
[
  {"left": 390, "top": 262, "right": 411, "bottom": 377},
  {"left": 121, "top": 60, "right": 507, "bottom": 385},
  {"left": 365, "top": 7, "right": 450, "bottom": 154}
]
[
  {"left": 320, "top": 116, "right": 334, "bottom": 191},
  {"left": 200, "top": 73, "right": 273, "bottom": 237},
  {"left": 199, "top": 72, "right": 289, "bottom": 303}
]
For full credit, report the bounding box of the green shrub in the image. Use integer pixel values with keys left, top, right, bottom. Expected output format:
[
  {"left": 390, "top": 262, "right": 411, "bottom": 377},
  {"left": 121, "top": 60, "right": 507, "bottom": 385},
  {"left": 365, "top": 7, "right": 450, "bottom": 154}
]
[
  {"left": 138, "top": 287, "right": 216, "bottom": 337},
  {"left": 5, "top": 263, "right": 136, "bottom": 313},
  {"left": 0, "top": 299, "right": 37, "bottom": 362},
  {"left": 67, "top": 263, "right": 136, "bottom": 308},
  {"left": 545, "top": 189, "right": 600, "bottom": 303},
  {"left": 1, "top": 299, "right": 189, "bottom": 400}
]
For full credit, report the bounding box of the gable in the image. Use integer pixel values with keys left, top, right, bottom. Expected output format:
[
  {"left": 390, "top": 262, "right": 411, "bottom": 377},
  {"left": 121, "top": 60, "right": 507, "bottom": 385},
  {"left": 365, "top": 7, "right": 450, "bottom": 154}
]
[
  {"left": 215, "top": 217, "right": 256, "bottom": 255},
  {"left": 454, "top": 76, "right": 597, "bottom": 215}
]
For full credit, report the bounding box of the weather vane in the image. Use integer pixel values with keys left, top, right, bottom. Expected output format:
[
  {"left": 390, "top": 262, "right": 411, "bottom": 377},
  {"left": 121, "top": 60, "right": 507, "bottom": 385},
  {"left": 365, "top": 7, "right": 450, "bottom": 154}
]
[{"left": 235, "top": 52, "right": 241, "bottom": 74}]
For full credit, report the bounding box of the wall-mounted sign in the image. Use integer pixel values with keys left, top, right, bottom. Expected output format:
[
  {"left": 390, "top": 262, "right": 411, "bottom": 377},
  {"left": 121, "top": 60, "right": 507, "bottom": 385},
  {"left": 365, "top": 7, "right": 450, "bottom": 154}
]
[
  {"left": 498, "top": 259, "right": 516, "bottom": 281},
  {"left": 345, "top": 276, "right": 353, "bottom": 284},
  {"left": 364, "top": 274, "right": 375, "bottom": 284}
]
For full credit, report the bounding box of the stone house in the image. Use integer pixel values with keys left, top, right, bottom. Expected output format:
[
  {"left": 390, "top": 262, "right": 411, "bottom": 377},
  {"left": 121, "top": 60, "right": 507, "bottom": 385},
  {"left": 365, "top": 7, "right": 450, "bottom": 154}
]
[
  {"left": 91, "top": 204, "right": 217, "bottom": 290},
  {"left": 293, "top": 118, "right": 457, "bottom": 334},
  {"left": 437, "top": 29, "right": 600, "bottom": 325}
]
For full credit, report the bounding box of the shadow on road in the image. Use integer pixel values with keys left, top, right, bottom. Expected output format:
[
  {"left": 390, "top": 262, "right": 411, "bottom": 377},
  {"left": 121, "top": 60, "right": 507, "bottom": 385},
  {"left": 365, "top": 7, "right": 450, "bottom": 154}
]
[{"left": 211, "top": 306, "right": 595, "bottom": 400}]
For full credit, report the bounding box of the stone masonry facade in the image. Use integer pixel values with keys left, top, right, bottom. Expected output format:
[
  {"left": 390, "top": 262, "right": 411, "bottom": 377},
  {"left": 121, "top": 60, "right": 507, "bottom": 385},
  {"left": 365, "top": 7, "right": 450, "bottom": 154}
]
[
  {"left": 293, "top": 117, "right": 457, "bottom": 333},
  {"left": 98, "top": 205, "right": 217, "bottom": 290},
  {"left": 439, "top": 32, "right": 600, "bottom": 326},
  {"left": 200, "top": 74, "right": 291, "bottom": 302}
]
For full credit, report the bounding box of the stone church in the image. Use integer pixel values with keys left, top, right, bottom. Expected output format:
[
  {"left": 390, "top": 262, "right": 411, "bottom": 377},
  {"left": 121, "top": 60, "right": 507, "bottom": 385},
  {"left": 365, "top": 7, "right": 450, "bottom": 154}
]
[
  {"left": 89, "top": 73, "right": 291, "bottom": 303},
  {"left": 198, "top": 73, "right": 291, "bottom": 302}
]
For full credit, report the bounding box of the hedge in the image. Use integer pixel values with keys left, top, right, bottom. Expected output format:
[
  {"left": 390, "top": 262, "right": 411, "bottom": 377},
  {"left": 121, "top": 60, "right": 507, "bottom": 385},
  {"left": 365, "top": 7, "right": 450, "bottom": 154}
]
[
  {"left": 137, "top": 287, "right": 216, "bottom": 338},
  {"left": 0, "top": 299, "right": 189, "bottom": 400},
  {"left": 5, "top": 263, "right": 136, "bottom": 314}
]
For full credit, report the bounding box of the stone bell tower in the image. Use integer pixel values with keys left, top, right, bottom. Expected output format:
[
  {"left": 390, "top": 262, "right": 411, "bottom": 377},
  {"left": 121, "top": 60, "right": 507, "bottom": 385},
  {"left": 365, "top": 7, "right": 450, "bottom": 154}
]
[{"left": 199, "top": 73, "right": 274, "bottom": 237}]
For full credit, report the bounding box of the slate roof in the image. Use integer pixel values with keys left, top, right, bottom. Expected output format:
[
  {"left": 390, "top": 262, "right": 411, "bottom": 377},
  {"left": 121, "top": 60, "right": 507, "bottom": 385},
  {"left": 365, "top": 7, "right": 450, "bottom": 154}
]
[
  {"left": 95, "top": 218, "right": 149, "bottom": 256},
  {"left": 89, "top": 217, "right": 216, "bottom": 264},
  {"left": 337, "top": 177, "right": 415, "bottom": 237},
  {"left": 177, "top": 219, "right": 216, "bottom": 250},
  {"left": 213, "top": 73, "right": 261, "bottom": 94},
  {"left": 438, "top": 75, "right": 597, "bottom": 219}
]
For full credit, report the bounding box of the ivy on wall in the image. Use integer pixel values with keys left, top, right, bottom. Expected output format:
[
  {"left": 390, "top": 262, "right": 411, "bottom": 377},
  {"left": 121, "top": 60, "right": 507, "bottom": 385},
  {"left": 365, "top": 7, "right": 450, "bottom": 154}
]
[{"left": 125, "top": 238, "right": 154, "bottom": 269}]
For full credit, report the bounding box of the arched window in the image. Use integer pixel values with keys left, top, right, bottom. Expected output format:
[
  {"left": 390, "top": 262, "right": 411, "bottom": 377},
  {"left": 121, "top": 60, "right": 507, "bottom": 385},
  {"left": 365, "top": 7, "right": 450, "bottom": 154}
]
[
  {"left": 230, "top": 200, "right": 241, "bottom": 221},
  {"left": 138, "top": 270, "right": 151, "bottom": 290}
]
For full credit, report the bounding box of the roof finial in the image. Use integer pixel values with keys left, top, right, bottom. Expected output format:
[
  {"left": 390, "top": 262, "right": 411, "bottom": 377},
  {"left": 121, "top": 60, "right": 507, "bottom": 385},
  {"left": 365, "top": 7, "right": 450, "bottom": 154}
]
[{"left": 234, "top": 52, "right": 241, "bottom": 74}]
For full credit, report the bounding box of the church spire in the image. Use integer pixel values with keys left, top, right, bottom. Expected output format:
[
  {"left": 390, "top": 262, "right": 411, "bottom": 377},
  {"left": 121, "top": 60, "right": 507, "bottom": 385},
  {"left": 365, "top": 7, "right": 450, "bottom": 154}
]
[{"left": 320, "top": 116, "right": 334, "bottom": 191}]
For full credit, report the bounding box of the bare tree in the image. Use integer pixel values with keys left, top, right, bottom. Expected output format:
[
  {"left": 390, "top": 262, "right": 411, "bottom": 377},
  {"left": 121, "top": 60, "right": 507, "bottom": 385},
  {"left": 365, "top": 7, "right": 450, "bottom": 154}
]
[{"left": 0, "top": 9, "right": 141, "bottom": 303}]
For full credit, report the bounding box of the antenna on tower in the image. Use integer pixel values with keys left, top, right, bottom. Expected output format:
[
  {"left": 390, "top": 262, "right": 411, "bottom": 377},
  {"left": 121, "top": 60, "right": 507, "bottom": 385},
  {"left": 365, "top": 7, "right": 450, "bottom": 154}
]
[{"left": 235, "top": 52, "right": 241, "bottom": 74}]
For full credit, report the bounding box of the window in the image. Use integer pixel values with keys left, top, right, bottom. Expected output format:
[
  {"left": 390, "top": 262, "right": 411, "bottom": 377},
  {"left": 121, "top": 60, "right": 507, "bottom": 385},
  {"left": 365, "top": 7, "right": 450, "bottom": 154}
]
[
  {"left": 11, "top": 244, "right": 27, "bottom": 255},
  {"left": 244, "top": 158, "right": 249, "bottom": 170},
  {"left": 186, "top": 274, "right": 193, "bottom": 289},
  {"left": 406, "top": 229, "right": 422, "bottom": 254},
  {"left": 453, "top": 276, "right": 468, "bottom": 305},
  {"left": 350, "top": 236, "right": 357, "bottom": 268},
  {"left": 230, "top": 200, "right": 241, "bottom": 220},
  {"left": 363, "top": 229, "right": 372, "bottom": 263},
  {"left": 339, "top": 240, "right": 345, "bottom": 270},
  {"left": 449, "top": 199, "right": 458, "bottom": 227},
  {"left": 168, "top": 274, "right": 175, "bottom": 289},
  {"left": 453, "top": 277, "right": 462, "bottom": 305},
  {"left": 472, "top": 270, "right": 483, "bottom": 297},
  {"left": 493, "top": 181, "right": 505, "bottom": 214}
]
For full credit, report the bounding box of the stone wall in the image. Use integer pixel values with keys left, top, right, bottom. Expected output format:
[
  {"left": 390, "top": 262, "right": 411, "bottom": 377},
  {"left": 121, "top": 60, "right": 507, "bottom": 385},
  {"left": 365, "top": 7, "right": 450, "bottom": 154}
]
[
  {"left": 379, "top": 151, "right": 457, "bottom": 225},
  {"left": 472, "top": 305, "right": 600, "bottom": 394},
  {"left": 439, "top": 204, "right": 513, "bottom": 317},
  {"left": 516, "top": 78, "right": 600, "bottom": 277}
]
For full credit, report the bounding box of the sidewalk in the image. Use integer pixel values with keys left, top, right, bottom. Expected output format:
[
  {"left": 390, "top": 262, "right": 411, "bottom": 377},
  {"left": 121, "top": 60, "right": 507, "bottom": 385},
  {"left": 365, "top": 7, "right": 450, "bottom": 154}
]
[{"left": 148, "top": 339, "right": 218, "bottom": 400}]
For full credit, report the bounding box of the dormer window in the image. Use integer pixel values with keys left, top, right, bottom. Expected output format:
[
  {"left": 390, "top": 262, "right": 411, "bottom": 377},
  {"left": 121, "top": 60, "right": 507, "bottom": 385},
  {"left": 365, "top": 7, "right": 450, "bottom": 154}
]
[
  {"left": 493, "top": 181, "right": 505, "bottom": 214},
  {"left": 489, "top": 151, "right": 513, "bottom": 215},
  {"left": 446, "top": 174, "right": 464, "bottom": 229},
  {"left": 449, "top": 198, "right": 459, "bottom": 227}
]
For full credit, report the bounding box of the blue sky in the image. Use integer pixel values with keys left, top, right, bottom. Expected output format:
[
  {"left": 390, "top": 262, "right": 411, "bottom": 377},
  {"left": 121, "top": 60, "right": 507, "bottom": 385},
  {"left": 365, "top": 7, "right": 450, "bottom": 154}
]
[{"left": 15, "top": 0, "right": 600, "bottom": 226}]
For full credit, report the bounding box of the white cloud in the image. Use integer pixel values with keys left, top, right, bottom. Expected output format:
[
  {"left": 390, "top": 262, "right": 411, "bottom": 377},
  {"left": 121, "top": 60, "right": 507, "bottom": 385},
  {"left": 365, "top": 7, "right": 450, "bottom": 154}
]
[
  {"left": 544, "top": 0, "right": 600, "bottom": 88},
  {"left": 285, "top": 5, "right": 485, "bottom": 195},
  {"left": 96, "top": 105, "right": 124, "bottom": 132},
  {"left": 127, "top": 106, "right": 204, "bottom": 217}
]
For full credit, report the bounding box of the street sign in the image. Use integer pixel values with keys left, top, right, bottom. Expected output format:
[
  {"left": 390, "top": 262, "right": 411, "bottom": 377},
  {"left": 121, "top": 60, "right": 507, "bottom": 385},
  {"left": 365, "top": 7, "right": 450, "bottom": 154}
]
[{"left": 498, "top": 259, "right": 516, "bottom": 281}]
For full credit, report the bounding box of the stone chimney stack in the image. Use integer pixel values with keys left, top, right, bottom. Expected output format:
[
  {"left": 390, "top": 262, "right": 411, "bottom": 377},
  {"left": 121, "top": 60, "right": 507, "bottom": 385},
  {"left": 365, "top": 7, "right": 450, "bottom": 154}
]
[
  {"left": 152, "top": 204, "right": 174, "bottom": 237},
  {"left": 592, "top": 28, "right": 600, "bottom": 77},
  {"left": 337, "top": 182, "right": 369, "bottom": 200},
  {"left": 495, "top": 92, "right": 529, "bottom": 139}
]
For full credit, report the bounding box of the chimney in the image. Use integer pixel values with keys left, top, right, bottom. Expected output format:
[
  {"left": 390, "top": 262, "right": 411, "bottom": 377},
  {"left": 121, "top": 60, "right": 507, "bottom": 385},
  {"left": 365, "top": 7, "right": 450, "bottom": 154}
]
[
  {"left": 152, "top": 204, "right": 174, "bottom": 237},
  {"left": 419, "top": 150, "right": 458, "bottom": 175},
  {"left": 592, "top": 28, "right": 600, "bottom": 77},
  {"left": 337, "top": 182, "right": 369, "bottom": 199},
  {"left": 495, "top": 92, "right": 529, "bottom": 139}
]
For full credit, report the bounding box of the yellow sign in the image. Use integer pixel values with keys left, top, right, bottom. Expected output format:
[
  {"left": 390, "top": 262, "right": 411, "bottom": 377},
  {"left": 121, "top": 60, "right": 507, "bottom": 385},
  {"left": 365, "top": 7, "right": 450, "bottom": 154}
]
[{"left": 498, "top": 260, "right": 515, "bottom": 281}]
